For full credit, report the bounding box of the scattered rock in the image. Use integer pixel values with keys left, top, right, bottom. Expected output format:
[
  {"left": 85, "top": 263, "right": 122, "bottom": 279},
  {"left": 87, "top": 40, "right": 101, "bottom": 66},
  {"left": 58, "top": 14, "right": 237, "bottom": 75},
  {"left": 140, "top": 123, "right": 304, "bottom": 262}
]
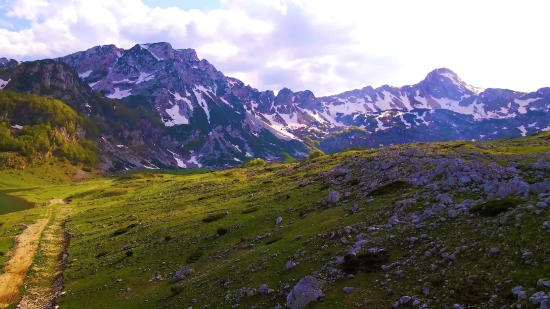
[
  {"left": 286, "top": 276, "right": 324, "bottom": 309},
  {"left": 172, "top": 266, "right": 192, "bottom": 283}
]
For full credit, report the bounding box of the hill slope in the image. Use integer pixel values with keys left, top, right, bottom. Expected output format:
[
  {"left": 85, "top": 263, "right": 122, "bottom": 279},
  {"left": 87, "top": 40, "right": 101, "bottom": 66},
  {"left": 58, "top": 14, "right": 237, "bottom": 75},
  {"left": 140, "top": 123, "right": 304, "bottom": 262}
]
[{"left": 2, "top": 133, "right": 549, "bottom": 308}]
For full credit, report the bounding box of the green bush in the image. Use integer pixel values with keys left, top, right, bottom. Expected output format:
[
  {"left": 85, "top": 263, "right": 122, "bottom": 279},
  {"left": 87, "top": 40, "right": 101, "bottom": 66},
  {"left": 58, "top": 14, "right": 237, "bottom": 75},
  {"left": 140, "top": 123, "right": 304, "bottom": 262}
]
[
  {"left": 265, "top": 237, "right": 282, "bottom": 245},
  {"left": 241, "top": 206, "right": 259, "bottom": 214},
  {"left": 243, "top": 158, "right": 267, "bottom": 167},
  {"left": 170, "top": 285, "right": 185, "bottom": 295},
  {"left": 202, "top": 213, "right": 227, "bottom": 223},
  {"left": 125, "top": 250, "right": 134, "bottom": 257},
  {"left": 96, "top": 251, "right": 109, "bottom": 258},
  {"left": 307, "top": 149, "right": 325, "bottom": 160},
  {"left": 340, "top": 251, "right": 391, "bottom": 274},
  {"left": 469, "top": 199, "right": 522, "bottom": 217},
  {"left": 186, "top": 251, "right": 204, "bottom": 264},
  {"left": 369, "top": 181, "right": 412, "bottom": 197},
  {"left": 216, "top": 228, "right": 228, "bottom": 236},
  {"left": 112, "top": 228, "right": 128, "bottom": 236}
]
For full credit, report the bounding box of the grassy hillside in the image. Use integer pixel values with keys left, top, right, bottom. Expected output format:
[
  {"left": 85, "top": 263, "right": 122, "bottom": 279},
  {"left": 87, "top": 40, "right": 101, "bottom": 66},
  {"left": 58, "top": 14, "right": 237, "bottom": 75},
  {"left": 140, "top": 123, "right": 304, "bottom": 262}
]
[{"left": 1, "top": 133, "right": 550, "bottom": 308}]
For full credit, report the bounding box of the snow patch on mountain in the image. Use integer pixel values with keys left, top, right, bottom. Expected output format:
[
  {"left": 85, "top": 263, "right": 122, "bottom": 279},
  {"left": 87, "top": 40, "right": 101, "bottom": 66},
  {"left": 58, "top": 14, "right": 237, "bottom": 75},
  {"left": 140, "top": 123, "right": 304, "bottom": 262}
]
[
  {"left": 165, "top": 102, "right": 189, "bottom": 126},
  {"left": 517, "top": 125, "right": 527, "bottom": 137},
  {"left": 79, "top": 70, "right": 93, "bottom": 78},
  {"left": 136, "top": 71, "right": 156, "bottom": 84},
  {"left": 107, "top": 88, "right": 132, "bottom": 99},
  {"left": 0, "top": 78, "right": 9, "bottom": 89},
  {"left": 167, "top": 150, "right": 186, "bottom": 168},
  {"left": 192, "top": 86, "right": 211, "bottom": 123},
  {"left": 188, "top": 155, "right": 202, "bottom": 167},
  {"left": 514, "top": 98, "right": 540, "bottom": 114},
  {"left": 139, "top": 44, "right": 163, "bottom": 61}
]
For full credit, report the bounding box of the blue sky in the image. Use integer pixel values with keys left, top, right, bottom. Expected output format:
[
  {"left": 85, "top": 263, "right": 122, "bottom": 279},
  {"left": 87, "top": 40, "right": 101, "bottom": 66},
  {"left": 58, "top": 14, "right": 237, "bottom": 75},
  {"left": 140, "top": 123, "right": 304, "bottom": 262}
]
[{"left": 0, "top": 0, "right": 549, "bottom": 96}]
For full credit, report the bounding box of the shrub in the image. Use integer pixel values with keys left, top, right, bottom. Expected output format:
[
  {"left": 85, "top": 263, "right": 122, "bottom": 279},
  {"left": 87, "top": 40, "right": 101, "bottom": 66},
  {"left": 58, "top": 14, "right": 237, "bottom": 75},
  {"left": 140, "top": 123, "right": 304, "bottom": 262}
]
[
  {"left": 265, "top": 237, "right": 282, "bottom": 245},
  {"left": 112, "top": 228, "right": 128, "bottom": 236},
  {"left": 202, "top": 213, "right": 227, "bottom": 223},
  {"left": 307, "top": 149, "right": 325, "bottom": 160},
  {"left": 243, "top": 158, "right": 267, "bottom": 167},
  {"left": 0, "top": 251, "right": 4, "bottom": 256},
  {"left": 96, "top": 251, "right": 109, "bottom": 258},
  {"left": 125, "top": 250, "right": 134, "bottom": 257},
  {"left": 349, "top": 178, "right": 360, "bottom": 186},
  {"left": 217, "top": 228, "right": 228, "bottom": 236},
  {"left": 171, "top": 285, "right": 185, "bottom": 295},
  {"left": 82, "top": 166, "right": 92, "bottom": 172},
  {"left": 369, "top": 181, "right": 412, "bottom": 197},
  {"left": 165, "top": 235, "right": 173, "bottom": 241},
  {"left": 241, "top": 206, "right": 259, "bottom": 214},
  {"left": 340, "top": 251, "right": 391, "bottom": 274},
  {"left": 469, "top": 199, "right": 522, "bottom": 217},
  {"left": 187, "top": 251, "right": 204, "bottom": 264}
]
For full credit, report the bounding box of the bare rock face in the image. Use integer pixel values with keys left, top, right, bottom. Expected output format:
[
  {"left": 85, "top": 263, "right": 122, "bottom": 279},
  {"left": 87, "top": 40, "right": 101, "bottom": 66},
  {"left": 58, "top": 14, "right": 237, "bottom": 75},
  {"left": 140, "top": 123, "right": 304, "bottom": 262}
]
[{"left": 286, "top": 276, "right": 324, "bottom": 309}]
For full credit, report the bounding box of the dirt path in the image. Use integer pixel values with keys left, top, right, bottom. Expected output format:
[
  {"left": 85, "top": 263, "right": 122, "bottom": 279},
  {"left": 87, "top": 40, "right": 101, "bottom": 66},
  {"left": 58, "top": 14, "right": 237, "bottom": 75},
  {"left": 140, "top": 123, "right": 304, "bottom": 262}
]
[
  {"left": 18, "top": 204, "right": 71, "bottom": 309},
  {"left": 48, "top": 198, "right": 65, "bottom": 206},
  {"left": 0, "top": 208, "right": 52, "bottom": 308}
]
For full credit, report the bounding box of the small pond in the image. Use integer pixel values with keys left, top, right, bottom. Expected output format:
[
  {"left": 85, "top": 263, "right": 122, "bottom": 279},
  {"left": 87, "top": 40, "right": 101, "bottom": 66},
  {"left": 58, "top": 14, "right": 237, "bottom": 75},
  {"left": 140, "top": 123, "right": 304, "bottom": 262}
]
[{"left": 0, "top": 189, "right": 35, "bottom": 215}]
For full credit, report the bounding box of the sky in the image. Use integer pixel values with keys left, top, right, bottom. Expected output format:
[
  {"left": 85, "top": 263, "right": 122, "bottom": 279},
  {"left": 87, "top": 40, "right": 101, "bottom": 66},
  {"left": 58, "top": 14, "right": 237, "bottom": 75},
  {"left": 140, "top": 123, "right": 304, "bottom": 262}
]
[{"left": 0, "top": 0, "right": 548, "bottom": 96}]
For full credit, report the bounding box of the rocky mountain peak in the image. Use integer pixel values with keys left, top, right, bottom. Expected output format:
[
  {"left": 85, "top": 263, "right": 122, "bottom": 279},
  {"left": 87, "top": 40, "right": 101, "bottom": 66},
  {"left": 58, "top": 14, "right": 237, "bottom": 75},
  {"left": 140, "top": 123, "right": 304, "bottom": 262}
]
[
  {"left": 0, "top": 57, "right": 19, "bottom": 69},
  {"left": 420, "top": 67, "right": 484, "bottom": 97}
]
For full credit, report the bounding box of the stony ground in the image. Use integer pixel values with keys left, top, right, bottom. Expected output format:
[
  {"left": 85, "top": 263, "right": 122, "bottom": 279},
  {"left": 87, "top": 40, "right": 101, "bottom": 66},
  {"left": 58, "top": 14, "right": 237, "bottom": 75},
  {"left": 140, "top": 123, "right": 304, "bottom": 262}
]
[{"left": 1, "top": 133, "right": 550, "bottom": 309}]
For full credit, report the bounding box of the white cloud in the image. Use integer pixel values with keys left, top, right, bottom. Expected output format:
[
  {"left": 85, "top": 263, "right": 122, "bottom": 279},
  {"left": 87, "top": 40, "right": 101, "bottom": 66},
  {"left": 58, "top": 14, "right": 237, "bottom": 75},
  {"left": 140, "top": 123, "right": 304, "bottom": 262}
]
[{"left": 0, "top": 0, "right": 548, "bottom": 96}]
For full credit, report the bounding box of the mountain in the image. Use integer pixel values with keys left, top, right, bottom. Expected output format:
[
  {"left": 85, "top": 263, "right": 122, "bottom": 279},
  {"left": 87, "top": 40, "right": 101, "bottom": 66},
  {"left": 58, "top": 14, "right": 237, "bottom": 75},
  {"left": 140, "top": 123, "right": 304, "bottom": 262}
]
[
  {"left": 55, "top": 42, "right": 550, "bottom": 147},
  {"left": 0, "top": 57, "right": 18, "bottom": 69},
  {"left": 1, "top": 42, "right": 549, "bottom": 170}
]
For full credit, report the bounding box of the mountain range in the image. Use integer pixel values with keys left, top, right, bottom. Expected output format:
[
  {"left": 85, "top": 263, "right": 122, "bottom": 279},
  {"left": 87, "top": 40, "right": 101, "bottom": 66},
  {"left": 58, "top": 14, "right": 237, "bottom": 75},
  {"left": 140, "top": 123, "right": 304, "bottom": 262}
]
[{"left": 1, "top": 43, "right": 549, "bottom": 171}]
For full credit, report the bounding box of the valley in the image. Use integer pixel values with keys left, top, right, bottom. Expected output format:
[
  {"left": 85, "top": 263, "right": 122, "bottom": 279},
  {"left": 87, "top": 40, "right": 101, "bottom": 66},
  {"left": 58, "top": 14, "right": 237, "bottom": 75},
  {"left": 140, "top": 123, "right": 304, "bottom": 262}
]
[{"left": 0, "top": 133, "right": 549, "bottom": 308}]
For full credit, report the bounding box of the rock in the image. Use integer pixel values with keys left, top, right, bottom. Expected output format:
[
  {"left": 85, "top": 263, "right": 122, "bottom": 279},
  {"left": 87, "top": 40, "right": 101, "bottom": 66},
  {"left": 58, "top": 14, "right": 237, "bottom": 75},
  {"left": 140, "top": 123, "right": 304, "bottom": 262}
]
[
  {"left": 529, "top": 291, "right": 547, "bottom": 305},
  {"left": 530, "top": 181, "right": 550, "bottom": 194},
  {"left": 512, "top": 286, "right": 523, "bottom": 295},
  {"left": 518, "top": 291, "right": 528, "bottom": 300},
  {"left": 286, "top": 261, "right": 297, "bottom": 269},
  {"left": 172, "top": 266, "right": 192, "bottom": 283},
  {"left": 286, "top": 276, "right": 324, "bottom": 309},
  {"left": 399, "top": 296, "right": 412, "bottom": 304},
  {"left": 388, "top": 216, "right": 400, "bottom": 226},
  {"left": 489, "top": 247, "right": 500, "bottom": 254},
  {"left": 276, "top": 217, "right": 283, "bottom": 225},
  {"left": 343, "top": 287, "right": 354, "bottom": 294},
  {"left": 448, "top": 209, "right": 459, "bottom": 218},
  {"left": 537, "top": 202, "right": 548, "bottom": 209},
  {"left": 533, "top": 159, "right": 550, "bottom": 170},
  {"left": 258, "top": 284, "right": 269, "bottom": 294},
  {"left": 328, "top": 190, "right": 340, "bottom": 203}
]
